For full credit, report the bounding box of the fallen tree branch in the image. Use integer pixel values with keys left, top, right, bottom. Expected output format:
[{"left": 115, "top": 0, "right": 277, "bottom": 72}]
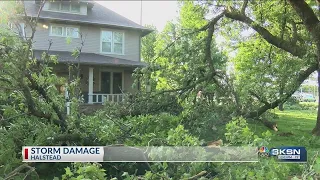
[
  {"left": 20, "top": 81, "right": 52, "bottom": 120},
  {"left": 4, "top": 163, "right": 38, "bottom": 180},
  {"left": 188, "top": 171, "right": 207, "bottom": 180},
  {"left": 205, "top": 11, "right": 226, "bottom": 73},
  {"left": 249, "top": 90, "right": 270, "bottom": 106},
  {"left": 25, "top": 72, "right": 67, "bottom": 132}
]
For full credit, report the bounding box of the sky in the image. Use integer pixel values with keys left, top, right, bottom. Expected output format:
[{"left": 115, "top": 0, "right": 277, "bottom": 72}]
[{"left": 97, "top": 1, "right": 179, "bottom": 32}]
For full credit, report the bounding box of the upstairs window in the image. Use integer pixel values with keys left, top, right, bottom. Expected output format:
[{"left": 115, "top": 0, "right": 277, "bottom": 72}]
[
  {"left": 49, "top": 2, "right": 81, "bottom": 13},
  {"left": 50, "top": 25, "right": 79, "bottom": 38},
  {"left": 101, "top": 30, "right": 124, "bottom": 55},
  {"left": 51, "top": 26, "right": 63, "bottom": 36},
  {"left": 66, "top": 27, "right": 79, "bottom": 38},
  {"left": 49, "top": 2, "right": 60, "bottom": 11}
]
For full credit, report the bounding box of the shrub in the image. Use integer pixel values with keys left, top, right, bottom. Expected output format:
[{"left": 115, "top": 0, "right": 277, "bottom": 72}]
[
  {"left": 284, "top": 102, "right": 318, "bottom": 111},
  {"left": 181, "top": 102, "right": 230, "bottom": 140},
  {"left": 102, "top": 92, "right": 183, "bottom": 119},
  {"left": 60, "top": 163, "right": 107, "bottom": 180},
  {"left": 299, "top": 102, "right": 318, "bottom": 111},
  {"left": 286, "top": 97, "right": 300, "bottom": 105}
]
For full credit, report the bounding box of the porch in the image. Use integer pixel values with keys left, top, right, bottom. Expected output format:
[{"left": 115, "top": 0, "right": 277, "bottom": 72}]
[
  {"left": 83, "top": 66, "right": 136, "bottom": 104},
  {"left": 33, "top": 50, "right": 145, "bottom": 104},
  {"left": 54, "top": 65, "right": 138, "bottom": 104}
]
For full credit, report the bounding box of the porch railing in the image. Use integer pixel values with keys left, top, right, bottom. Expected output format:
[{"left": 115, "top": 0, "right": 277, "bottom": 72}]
[{"left": 89, "top": 94, "right": 124, "bottom": 103}]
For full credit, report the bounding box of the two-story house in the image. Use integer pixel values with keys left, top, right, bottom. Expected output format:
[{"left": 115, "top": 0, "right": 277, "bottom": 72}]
[{"left": 22, "top": 0, "right": 152, "bottom": 104}]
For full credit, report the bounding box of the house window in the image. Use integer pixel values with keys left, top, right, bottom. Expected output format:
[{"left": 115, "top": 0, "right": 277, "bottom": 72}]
[
  {"left": 101, "top": 31, "right": 112, "bottom": 53},
  {"left": 51, "top": 26, "right": 63, "bottom": 36},
  {"left": 48, "top": 2, "right": 81, "bottom": 13},
  {"left": 61, "top": 2, "right": 70, "bottom": 12},
  {"left": 101, "top": 30, "right": 124, "bottom": 54},
  {"left": 49, "top": 2, "right": 60, "bottom": 11},
  {"left": 71, "top": 4, "right": 81, "bottom": 13},
  {"left": 66, "top": 27, "right": 79, "bottom": 38},
  {"left": 50, "top": 25, "right": 79, "bottom": 38}
]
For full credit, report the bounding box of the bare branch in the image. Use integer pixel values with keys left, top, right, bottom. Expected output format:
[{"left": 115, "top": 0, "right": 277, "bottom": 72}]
[{"left": 25, "top": 0, "right": 46, "bottom": 41}]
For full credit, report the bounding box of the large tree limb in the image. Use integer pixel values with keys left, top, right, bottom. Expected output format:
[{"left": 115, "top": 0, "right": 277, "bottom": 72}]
[
  {"left": 25, "top": 72, "right": 67, "bottom": 132},
  {"left": 20, "top": 81, "right": 52, "bottom": 120},
  {"left": 288, "top": 0, "right": 320, "bottom": 36},
  {"left": 224, "top": 7, "right": 306, "bottom": 58},
  {"left": 245, "top": 61, "right": 318, "bottom": 118},
  {"left": 249, "top": 91, "right": 270, "bottom": 106},
  {"left": 205, "top": 11, "right": 226, "bottom": 74}
]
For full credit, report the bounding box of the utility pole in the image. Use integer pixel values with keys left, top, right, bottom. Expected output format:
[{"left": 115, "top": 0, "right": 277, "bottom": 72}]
[{"left": 140, "top": 0, "right": 143, "bottom": 25}]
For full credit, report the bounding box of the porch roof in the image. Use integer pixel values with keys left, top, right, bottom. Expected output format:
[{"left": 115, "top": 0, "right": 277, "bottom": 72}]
[{"left": 33, "top": 50, "right": 147, "bottom": 67}]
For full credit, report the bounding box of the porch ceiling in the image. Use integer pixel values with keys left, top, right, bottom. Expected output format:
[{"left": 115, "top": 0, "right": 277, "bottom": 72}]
[{"left": 33, "top": 50, "right": 147, "bottom": 67}]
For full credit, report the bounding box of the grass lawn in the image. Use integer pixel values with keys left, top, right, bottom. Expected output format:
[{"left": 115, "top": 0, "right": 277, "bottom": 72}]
[
  {"left": 245, "top": 110, "right": 320, "bottom": 176},
  {"left": 248, "top": 109, "right": 320, "bottom": 159}
]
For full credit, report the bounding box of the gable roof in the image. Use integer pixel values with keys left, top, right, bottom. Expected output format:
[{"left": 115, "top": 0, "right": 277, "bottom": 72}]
[{"left": 23, "top": 1, "right": 153, "bottom": 36}]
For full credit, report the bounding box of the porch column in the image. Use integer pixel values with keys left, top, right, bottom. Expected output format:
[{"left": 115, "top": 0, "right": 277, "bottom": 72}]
[{"left": 88, "top": 67, "right": 94, "bottom": 104}]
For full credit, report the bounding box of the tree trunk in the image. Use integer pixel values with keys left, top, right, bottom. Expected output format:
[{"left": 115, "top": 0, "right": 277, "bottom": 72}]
[
  {"left": 278, "top": 103, "right": 284, "bottom": 111},
  {"left": 278, "top": 83, "right": 285, "bottom": 111},
  {"left": 312, "top": 69, "right": 320, "bottom": 136}
]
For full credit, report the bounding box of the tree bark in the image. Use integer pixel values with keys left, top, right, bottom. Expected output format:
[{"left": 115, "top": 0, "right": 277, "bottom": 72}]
[
  {"left": 278, "top": 85, "right": 284, "bottom": 111},
  {"left": 313, "top": 69, "right": 320, "bottom": 135},
  {"left": 278, "top": 103, "right": 284, "bottom": 111},
  {"left": 287, "top": 0, "right": 320, "bottom": 136}
]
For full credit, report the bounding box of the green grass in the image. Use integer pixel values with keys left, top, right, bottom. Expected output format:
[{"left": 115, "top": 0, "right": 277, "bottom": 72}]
[
  {"left": 248, "top": 110, "right": 320, "bottom": 157},
  {"left": 247, "top": 110, "right": 320, "bottom": 175}
]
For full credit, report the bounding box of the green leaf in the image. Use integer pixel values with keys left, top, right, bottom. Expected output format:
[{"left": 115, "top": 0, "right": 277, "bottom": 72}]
[{"left": 64, "top": 167, "right": 73, "bottom": 177}]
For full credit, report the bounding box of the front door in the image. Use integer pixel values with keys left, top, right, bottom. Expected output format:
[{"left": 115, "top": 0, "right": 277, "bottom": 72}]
[
  {"left": 113, "top": 72, "right": 123, "bottom": 94},
  {"left": 101, "top": 72, "right": 111, "bottom": 94}
]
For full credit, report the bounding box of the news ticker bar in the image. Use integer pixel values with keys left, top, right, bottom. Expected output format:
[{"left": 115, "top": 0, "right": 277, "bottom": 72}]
[{"left": 22, "top": 146, "right": 259, "bottom": 162}]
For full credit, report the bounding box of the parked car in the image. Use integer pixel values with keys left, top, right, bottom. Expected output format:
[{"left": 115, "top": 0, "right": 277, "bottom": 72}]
[
  {"left": 300, "top": 93, "right": 316, "bottom": 102},
  {"left": 292, "top": 93, "right": 302, "bottom": 101}
]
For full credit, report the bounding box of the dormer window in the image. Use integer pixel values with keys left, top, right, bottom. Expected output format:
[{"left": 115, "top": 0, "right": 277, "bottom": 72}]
[{"left": 49, "top": 2, "right": 81, "bottom": 13}]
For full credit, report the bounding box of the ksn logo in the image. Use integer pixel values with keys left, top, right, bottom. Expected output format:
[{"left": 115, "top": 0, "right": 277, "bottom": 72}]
[{"left": 258, "top": 146, "right": 307, "bottom": 163}]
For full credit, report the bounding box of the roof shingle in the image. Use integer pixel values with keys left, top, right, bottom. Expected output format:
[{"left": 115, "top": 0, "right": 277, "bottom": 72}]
[
  {"left": 33, "top": 50, "right": 147, "bottom": 67},
  {"left": 24, "top": 1, "right": 152, "bottom": 36}
]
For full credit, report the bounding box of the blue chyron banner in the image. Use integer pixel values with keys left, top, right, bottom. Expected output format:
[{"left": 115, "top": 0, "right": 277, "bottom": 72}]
[{"left": 269, "top": 146, "right": 307, "bottom": 163}]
